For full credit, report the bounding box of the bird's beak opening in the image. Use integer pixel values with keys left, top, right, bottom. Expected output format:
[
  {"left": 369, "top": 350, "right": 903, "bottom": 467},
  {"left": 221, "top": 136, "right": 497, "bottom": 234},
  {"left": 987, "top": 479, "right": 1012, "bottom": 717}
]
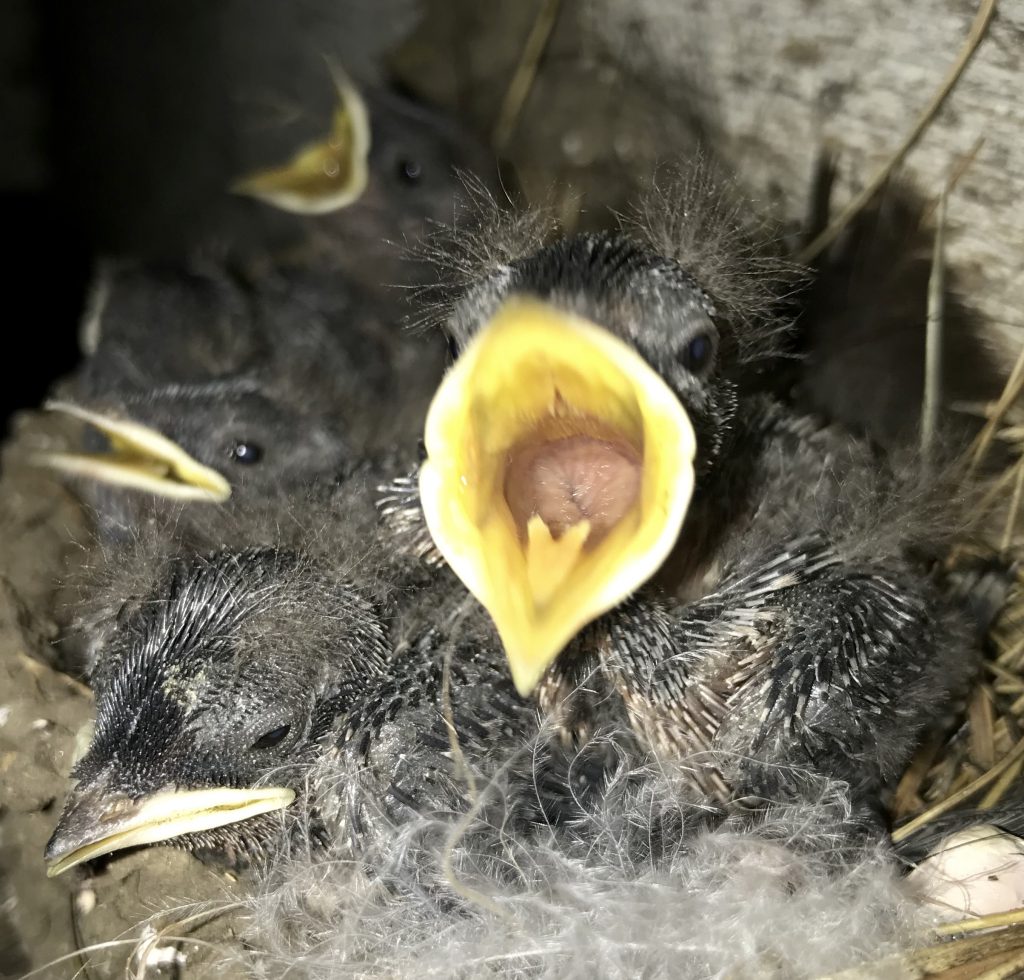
[
  {"left": 419, "top": 299, "right": 696, "bottom": 696},
  {"left": 230, "top": 63, "right": 371, "bottom": 215},
  {"left": 45, "top": 783, "right": 295, "bottom": 877},
  {"left": 34, "top": 401, "right": 232, "bottom": 502}
]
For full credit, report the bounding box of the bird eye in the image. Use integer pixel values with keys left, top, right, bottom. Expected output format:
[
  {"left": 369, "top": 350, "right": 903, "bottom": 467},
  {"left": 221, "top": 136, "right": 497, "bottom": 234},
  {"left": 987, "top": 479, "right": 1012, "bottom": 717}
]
[
  {"left": 230, "top": 441, "right": 264, "bottom": 465},
  {"left": 679, "top": 333, "right": 713, "bottom": 373},
  {"left": 251, "top": 724, "right": 291, "bottom": 751},
  {"left": 397, "top": 158, "right": 423, "bottom": 185}
]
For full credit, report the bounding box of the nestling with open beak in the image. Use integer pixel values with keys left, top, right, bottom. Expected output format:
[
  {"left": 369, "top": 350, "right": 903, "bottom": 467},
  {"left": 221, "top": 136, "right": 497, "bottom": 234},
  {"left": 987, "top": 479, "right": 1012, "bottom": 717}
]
[
  {"left": 31, "top": 64, "right": 495, "bottom": 523},
  {"left": 60, "top": 0, "right": 497, "bottom": 275},
  {"left": 409, "top": 193, "right": 978, "bottom": 836},
  {"left": 229, "top": 67, "right": 498, "bottom": 290}
]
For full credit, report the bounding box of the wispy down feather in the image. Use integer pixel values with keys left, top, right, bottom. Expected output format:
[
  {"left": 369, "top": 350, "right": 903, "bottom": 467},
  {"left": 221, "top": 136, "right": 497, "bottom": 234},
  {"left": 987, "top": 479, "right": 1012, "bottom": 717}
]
[
  {"left": 228, "top": 746, "right": 934, "bottom": 980},
  {"left": 409, "top": 163, "right": 800, "bottom": 366},
  {"left": 622, "top": 162, "right": 804, "bottom": 363}
]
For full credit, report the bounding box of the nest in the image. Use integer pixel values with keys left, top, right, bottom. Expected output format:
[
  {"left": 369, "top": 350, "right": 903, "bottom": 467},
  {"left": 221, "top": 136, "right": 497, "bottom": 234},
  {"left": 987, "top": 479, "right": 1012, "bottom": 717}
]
[
  {"left": 870, "top": 367, "right": 1024, "bottom": 979},
  {"left": 8, "top": 0, "right": 1024, "bottom": 977}
]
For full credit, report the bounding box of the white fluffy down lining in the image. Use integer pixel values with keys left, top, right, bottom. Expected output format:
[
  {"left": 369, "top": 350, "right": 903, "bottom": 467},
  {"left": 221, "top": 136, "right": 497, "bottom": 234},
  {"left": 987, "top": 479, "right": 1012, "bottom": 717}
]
[{"left": 229, "top": 756, "right": 935, "bottom": 979}]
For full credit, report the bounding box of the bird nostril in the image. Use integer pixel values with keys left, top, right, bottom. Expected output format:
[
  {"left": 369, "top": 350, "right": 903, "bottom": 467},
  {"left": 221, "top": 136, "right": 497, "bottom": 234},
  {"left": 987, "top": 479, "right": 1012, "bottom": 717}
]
[{"left": 98, "top": 795, "right": 139, "bottom": 823}]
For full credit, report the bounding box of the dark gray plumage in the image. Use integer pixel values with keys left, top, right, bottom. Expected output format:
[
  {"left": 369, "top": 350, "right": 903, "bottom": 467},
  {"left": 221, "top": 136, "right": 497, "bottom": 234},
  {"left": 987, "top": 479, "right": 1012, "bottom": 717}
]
[
  {"left": 54, "top": 512, "right": 954, "bottom": 980},
  {"left": 40, "top": 257, "right": 443, "bottom": 532},
  {"left": 37, "top": 79, "right": 498, "bottom": 524},
  {"left": 45, "top": 477, "right": 541, "bottom": 876},
  {"left": 402, "top": 221, "right": 979, "bottom": 843},
  {"left": 82, "top": 258, "right": 433, "bottom": 457}
]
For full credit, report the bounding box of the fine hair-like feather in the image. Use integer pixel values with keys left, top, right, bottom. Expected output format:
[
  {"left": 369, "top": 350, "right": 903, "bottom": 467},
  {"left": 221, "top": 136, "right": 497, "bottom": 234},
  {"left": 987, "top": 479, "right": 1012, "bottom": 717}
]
[
  {"left": 223, "top": 736, "right": 934, "bottom": 980},
  {"left": 410, "top": 163, "right": 800, "bottom": 366}
]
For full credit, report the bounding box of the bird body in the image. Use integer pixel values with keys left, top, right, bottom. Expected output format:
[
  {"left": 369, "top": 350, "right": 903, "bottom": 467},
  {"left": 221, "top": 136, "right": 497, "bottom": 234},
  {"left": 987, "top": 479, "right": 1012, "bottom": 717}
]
[
  {"left": 45, "top": 470, "right": 540, "bottom": 877},
  {"left": 585, "top": 401, "right": 973, "bottom": 829},
  {"left": 33, "top": 72, "right": 497, "bottom": 524},
  {"left": 413, "top": 220, "right": 979, "bottom": 840}
]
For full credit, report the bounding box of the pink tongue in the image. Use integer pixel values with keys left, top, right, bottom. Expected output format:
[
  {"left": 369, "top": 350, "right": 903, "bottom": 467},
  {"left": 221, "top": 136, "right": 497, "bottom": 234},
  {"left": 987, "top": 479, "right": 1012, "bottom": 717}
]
[{"left": 504, "top": 435, "right": 641, "bottom": 544}]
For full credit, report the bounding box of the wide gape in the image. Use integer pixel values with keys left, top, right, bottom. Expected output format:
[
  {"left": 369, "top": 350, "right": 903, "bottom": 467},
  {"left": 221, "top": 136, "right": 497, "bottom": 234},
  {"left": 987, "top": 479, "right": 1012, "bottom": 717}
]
[
  {"left": 420, "top": 298, "right": 696, "bottom": 695},
  {"left": 503, "top": 423, "right": 642, "bottom": 545}
]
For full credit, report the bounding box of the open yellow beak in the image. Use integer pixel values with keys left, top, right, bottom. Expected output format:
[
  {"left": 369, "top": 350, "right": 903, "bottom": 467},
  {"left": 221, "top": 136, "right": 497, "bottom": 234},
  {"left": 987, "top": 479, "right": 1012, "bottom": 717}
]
[
  {"left": 45, "top": 784, "right": 295, "bottom": 877},
  {"left": 34, "top": 401, "right": 231, "bottom": 502},
  {"left": 420, "top": 299, "right": 696, "bottom": 696},
  {"left": 230, "top": 63, "right": 370, "bottom": 215}
]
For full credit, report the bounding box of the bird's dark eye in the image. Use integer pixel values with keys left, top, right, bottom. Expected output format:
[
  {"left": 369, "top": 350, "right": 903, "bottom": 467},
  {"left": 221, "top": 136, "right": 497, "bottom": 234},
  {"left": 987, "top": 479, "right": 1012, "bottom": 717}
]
[
  {"left": 679, "top": 333, "right": 713, "bottom": 373},
  {"left": 230, "top": 441, "right": 263, "bottom": 465},
  {"left": 397, "top": 157, "right": 423, "bottom": 185},
  {"left": 251, "top": 724, "right": 291, "bottom": 751}
]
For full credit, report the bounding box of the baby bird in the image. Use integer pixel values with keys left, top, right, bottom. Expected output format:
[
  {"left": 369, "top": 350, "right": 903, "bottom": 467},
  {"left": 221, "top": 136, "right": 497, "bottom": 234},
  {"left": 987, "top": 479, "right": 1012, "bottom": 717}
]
[
  {"left": 227, "top": 71, "right": 499, "bottom": 289},
  {"left": 411, "top": 202, "right": 978, "bottom": 838},
  {"left": 233, "top": 81, "right": 499, "bottom": 291},
  {"left": 35, "top": 256, "right": 444, "bottom": 521},
  {"left": 34, "top": 69, "right": 495, "bottom": 518},
  {"left": 44, "top": 476, "right": 538, "bottom": 878},
  {"left": 55, "top": 1, "right": 496, "bottom": 270}
]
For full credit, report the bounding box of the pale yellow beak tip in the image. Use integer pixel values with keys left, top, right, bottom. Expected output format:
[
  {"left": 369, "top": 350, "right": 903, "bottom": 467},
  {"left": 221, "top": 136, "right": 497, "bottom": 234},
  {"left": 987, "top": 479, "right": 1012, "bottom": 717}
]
[
  {"left": 45, "top": 785, "right": 296, "bottom": 877},
  {"left": 506, "top": 651, "right": 555, "bottom": 698},
  {"left": 36, "top": 402, "right": 233, "bottom": 502}
]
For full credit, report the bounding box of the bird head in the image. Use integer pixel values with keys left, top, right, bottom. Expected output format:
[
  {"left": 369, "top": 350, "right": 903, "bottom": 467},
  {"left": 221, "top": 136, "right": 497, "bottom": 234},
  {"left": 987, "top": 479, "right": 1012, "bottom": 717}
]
[
  {"left": 352, "top": 88, "right": 500, "bottom": 263},
  {"left": 420, "top": 233, "right": 742, "bottom": 696},
  {"left": 38, "top": 256, "right": 408, "bottom": 508},
  {"left": 37, "top": 383, "right": 352, "bottom": 505},
  {"left": 229, "top": 63, "right": 497, "bottom": 287},
  {"left": 45, "top": 547, "right": 388, "bottom": 876}
]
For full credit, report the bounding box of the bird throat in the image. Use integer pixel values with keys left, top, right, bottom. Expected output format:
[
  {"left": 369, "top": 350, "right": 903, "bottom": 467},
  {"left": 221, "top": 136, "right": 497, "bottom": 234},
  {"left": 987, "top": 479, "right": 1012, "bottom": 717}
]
[
  {"left": 502, "top": 414, "right": 643, "bottom": 607},
  {"left": 503, "top": 421, "right": 642, "bottom": 549},
  {"left": 418, "top": 297, "right": 697, "bottom": 695}
]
